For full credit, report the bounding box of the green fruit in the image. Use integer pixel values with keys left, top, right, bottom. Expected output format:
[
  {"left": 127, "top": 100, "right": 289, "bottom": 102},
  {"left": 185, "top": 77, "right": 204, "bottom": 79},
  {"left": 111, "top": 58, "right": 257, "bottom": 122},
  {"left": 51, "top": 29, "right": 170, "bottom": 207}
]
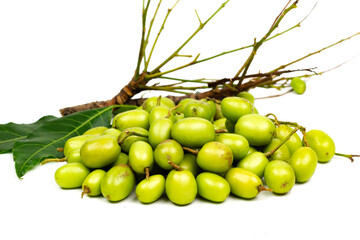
[
  {"left": 111, "top": 152, "right": 129, "bottom": 166},
  {"left": 171, "top": 117, "right": 215, "bottom": 148},
  {"left": 121, "top": 135, "right": 149, "bottom": 153},
  {"left": 237, "top": 152, "right": 269, "bottom": 178},
  {"left": 289, "top": 147, "right": 317, "bottom": 183},
  {"left": 264, "top": 160, "right": 295, "bottom": 194},
  {"left": 175, "top": 98, "right": 194, "bottom": 114},
  {"left": 183, "top": 100, "right": 213, "bottom": 121},
  {"left": 54, "top": 163, "right": 90, "bottom": 189},
  {"left": 179, "top": 153, "right": 200, "bottom": 177},
  {"left": 114, "top": 109, "right": 150, "bottom": 131},
  {"left": 149, "top": 105, "right": 175, "bottom": 125},
  {"left": 101, "top": 128, "right": 122, "bottom": 140},
  {"left": 237, "top": 91, "right": 255, "bottom": 104},
  {"left": 129, "top": 141, "right": 154, "bottom": 174},
  {"left": 214, "top": 103, "right": 224, "bottom": 120},
  {"left": 215, "top": 133, "right": 249, "bottom": 162},
  {"left": 213, "top": 118, "right": 227, "bottom": 130},
  {"left": 148, "top": 118, "right": 173, "bottom": 149},
  {"left": 165, "top": 169, "right": 197, "bottom": 205},
  {"left": 66, "top": 149, "right": 82, "bottom": 163},
  {"left": 221, "top": 96, "right": 254, "bottom": 123},
  {"left": 63, "top": 135, "right": 95, "bottom": 158},
  {"left": 225, "top": 167, "right": 267, "bottom": 199},
  {"left": 264, "top": 138, "right": 291, "bottom": 162},
  {"left": 154, "top": 139, "right": 184, "bottom": 170},
  {"left": 101, "top": 165, "right": 136, "bottom": 202},
  {"left": 196, "top": 172, "right": 230, "bottom": 203},
  {"left": 80, "top": 135, "right": 121, "bottom": 169},
  {"left": 173, "top": 113, "right": 185, "bottom": 122},
  {"left": 306, "top": 129, "right": 335, "bottom": 163},
  {"left": 274, "top": 125, "right": 303, "bottom": 155},
  {"left": 225, "top": 119, "right": 235, "bottom": 133},
  {"left": 200, "top": 99, "right": 217, "bottom": 120},
  {"left": 142, "top": 96, "right": 175, "bottom": 113},
  {"left": 81, "top": 169, "right": 106, "bottom": 198},
  {"left": 83, "top": 126, "right": 108, "bottom": 136},
  {"left": 291, "top": 77, "right": 306, "bottom": 94},
  {"left": 196, "top": 142, "right": 233, "bottom": 173},
  {"left": 235, "top": 114, "right": 275, "bottom": 146},
  {"left": 135, "top": 174, "right": 166, "bottom": 204}
]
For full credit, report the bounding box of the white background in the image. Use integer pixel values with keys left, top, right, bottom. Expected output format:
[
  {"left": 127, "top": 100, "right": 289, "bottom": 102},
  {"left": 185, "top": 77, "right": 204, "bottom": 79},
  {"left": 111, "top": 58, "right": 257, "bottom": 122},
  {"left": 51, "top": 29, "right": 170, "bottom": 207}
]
[{"left": 1, "top": 0, "right": 360, "bottom": 239}]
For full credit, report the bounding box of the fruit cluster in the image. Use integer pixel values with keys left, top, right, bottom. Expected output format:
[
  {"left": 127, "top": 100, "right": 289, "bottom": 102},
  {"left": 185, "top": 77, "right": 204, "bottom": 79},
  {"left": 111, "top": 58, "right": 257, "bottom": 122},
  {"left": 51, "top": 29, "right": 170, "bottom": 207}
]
[{"left": 51, "top": 92, "right": 336, "bottom": 205}]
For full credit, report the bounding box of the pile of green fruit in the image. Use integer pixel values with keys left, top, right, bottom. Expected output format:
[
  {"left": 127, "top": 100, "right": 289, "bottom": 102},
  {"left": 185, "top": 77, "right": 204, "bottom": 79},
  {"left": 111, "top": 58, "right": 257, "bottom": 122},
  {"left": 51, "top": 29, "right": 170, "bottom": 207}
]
[{"left": 48, "top": 89, "right": 336, "bottom": 205}]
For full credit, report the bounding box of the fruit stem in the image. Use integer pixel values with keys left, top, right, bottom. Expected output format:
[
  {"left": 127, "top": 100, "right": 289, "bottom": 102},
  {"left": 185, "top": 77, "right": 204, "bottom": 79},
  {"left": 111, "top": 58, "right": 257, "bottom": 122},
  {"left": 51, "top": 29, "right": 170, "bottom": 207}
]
[
  {"left": 81, "top": 186, "right": 90, "bottom": 199},
  {"left": 265, "top": 126, "right": 300, "bottom": 158},
  {"left": 215, "top": 129, "right": 228, "bottom": 134},
  {"left": 168, "top": 160, "right": 183, "bottom": 171},
  {"left": 57, "top": 147, "right": 64, "bottom": 152},
  {"left": 182, "top": 147, "right": 199, "bottom": 155},
  {"left": 258, "top": 185, "right": 273, "bottom": 193},
  {"left": 156, "top": 95, "right": 162, "bottom": 106},
  {"left": 335, "top": 152, "right": 360, "bottom": 162},
  {"left": 265, "top": 113, "right": 280, "bottom": 127},
  {"left": 40, "top": 157, "right": 67, "bottom": 165},
  {"left": 166, "top": 104, "right": 182, "bottom": 119},
  {"left": 145, "top": 167, "right": 150, "bottom": 180}
]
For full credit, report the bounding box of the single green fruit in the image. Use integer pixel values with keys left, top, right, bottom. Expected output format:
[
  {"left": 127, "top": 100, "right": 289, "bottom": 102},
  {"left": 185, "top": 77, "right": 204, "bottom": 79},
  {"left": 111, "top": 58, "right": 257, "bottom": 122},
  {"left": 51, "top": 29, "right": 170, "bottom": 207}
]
[
  {"left": 264, "top": 138, "right": 291, "bottom": 162},
  {"left": 237, "top": 151, "right": 269, "bottom": 178},
  {"left": 111, "top": 152, "right": 129, "bottom": 166},
  {"left": 291, "top": 77, "right": 306, "bottom": 94},
  {"left": 179, "top": 153, "right": 200, "bottom": 177},
  {"left": 237, "top": 91, "right": 255, "bottom": 104},
  {"left": 54, "top": 163, "right": 90, "bottom": 189},
  {"left": 213, "top": 118, "right": 227, "bottom": 131},
  {"left": 129, "top": 141, "right": 154, "bottom": 174},
  {"left": 225, "top": 167, "right": 269, "bottom": 199},
  {"left": 135, "top": 174, "right": 166, "bottom": 204},
  {"left": 196, "top": 172, "right": 230, "bottom": 203},
  {"left": 183, "top": 100, "right": 213, "bottom": 121},
  {"left": 289, "top": 147, "right": 317, "bottom": 183},
  {"left": 66, "top": 149, "right": 82, "bottom": 163},
  {"left": 235, "top": 114, "right": 275, "bottom": 146},
  {"left": 221, "top": 96, "right": 254, "bottom": 123},
  {"left": 274, "top": 125, "right": 303, "bottom": 155},
  {"left": 83, "top": 126, "right": 108, "bottom": 136},
  {"left": 148, "top": 118, "right": 173, "bottom": 149},
  {"left": 197, "top": 142, "right": 233, "bottom": 173},
  {"left": 173, "top": 113, "right": 185, "bottom": 122},
  {"left": 114, "top": 109, "right": 150, "bottom": 131},
  {"left": 149, "top": 105, "right": 176, "bottom": 125},
  {"left": 154, "top": 139, "right": 184, "bottom": 170},
  {"left": 306, "top": 129, "right": 335, "bottom": 163},
  {"left": 165, "top": 169, "right": 197, "bottom": 205},
  {"left": 63, "top": 135, "right": 95, "bottom": 158},
  {"left": 171, "top": 117, "right": 215, "bottom": 148},
  {"left": 176, "top": 98, "right": 194, "bottom": 114},
  {"left": 101, "top": 128, "right": 122, "bottom": 140},
  {"left": 215, "top": 133, "right": 249, "bottom": 162},
  {"left": 142, "top": 96, "right": 175, "bottom": 113},
  {"left": 101, "top": 164, "right": 136, "bottom": 202},
  {"left": 264, "top": 160, "right": 295, "bottom": 194},
  {"left": 80, "top": 135, "right": 121, "bottom": 169},
  {"left": 81, "top": 169, "right": 106, "bottom": 198}
]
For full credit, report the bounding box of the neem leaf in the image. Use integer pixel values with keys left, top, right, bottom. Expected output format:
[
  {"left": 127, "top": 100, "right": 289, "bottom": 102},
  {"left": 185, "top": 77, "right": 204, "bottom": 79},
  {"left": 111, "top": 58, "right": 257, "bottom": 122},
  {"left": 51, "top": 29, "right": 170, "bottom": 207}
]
[
  {"left": 13, "top": 106, "right": 115, "bottom": 178},
  {"left": 0, "top": 115, "right": 57, "bottom": 154}
]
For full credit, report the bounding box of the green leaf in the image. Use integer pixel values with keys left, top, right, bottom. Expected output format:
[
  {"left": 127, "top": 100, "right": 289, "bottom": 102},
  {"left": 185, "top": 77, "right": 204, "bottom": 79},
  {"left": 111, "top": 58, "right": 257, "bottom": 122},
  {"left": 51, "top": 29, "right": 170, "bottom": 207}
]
[
  {"left": 13, "top": 106, "right": 114, "bottom": 178},
  {"left": 0, "top": 115, "right": 57, "bottom": 154}
]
